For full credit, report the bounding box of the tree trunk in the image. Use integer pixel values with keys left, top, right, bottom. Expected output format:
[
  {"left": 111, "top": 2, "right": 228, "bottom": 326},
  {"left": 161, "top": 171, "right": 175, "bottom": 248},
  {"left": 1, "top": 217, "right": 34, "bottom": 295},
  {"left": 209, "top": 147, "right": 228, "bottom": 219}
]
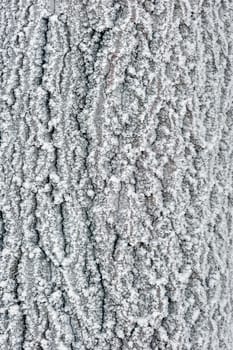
[{"left": 1, "top": 0, "right": 233, "bottom": 349}]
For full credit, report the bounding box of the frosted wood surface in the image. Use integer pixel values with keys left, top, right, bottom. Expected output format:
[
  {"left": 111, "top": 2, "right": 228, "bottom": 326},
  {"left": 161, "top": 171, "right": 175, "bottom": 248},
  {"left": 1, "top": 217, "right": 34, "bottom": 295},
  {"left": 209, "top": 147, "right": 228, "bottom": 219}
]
[{"left": 0, "top": 0, "right": 233, "bottom": 349}]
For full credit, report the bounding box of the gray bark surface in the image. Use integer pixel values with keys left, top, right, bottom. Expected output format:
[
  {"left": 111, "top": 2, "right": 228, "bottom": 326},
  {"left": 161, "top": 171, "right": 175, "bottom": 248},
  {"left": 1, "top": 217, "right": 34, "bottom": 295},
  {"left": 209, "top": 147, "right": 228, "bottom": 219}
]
[{"left": 1, "top": 0, "right": 233, "bottom": 349}]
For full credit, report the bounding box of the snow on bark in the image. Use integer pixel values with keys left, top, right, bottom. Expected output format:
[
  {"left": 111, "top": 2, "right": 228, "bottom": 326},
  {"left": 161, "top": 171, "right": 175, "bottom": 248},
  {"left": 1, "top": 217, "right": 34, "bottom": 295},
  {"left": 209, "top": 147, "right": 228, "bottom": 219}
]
[{"left": 0, "top": 0, "right": 233, "bottom": 349}]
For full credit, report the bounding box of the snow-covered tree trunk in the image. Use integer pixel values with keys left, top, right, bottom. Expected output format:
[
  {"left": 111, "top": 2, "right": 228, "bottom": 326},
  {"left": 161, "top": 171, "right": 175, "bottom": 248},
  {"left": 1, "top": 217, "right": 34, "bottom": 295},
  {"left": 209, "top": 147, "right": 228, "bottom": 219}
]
[{"left": 1, "top": 0, "right": 233, "bottom": 349}]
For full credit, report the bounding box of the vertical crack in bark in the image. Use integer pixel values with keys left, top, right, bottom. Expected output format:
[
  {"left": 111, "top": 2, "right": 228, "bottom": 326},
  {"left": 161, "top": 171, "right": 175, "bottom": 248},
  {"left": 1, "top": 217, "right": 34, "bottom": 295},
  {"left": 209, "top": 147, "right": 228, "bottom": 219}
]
[
  {"left": 59, "top": 201, "right": 67, "bottom": 256},
  {"left": 112, "top": 232, "right": 119, "bottom": 261},
  {"left": 0, "top": 210, "right": 6, "bottom": 251},
  {"left": 58, "top": 14, "right": 72, "bottom": 94},
  {"left": 84, "top": 206, "right": 107, "bottom": 333},
  {"left": 21, "top": 313, "right": 27, "bottom": 350},
  {"left": 38, "top": 16, "right": 49, "bottom": 86},
  {"left": 96, "top": 262, "right": 106, "bottom": 333}
]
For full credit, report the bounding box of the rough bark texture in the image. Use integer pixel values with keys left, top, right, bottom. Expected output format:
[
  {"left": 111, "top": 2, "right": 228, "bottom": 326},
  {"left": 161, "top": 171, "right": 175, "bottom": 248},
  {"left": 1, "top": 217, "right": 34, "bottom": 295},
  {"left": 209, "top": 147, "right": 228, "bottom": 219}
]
[{"left": 1, "top": 0, "right": 233, "bottom": 349}]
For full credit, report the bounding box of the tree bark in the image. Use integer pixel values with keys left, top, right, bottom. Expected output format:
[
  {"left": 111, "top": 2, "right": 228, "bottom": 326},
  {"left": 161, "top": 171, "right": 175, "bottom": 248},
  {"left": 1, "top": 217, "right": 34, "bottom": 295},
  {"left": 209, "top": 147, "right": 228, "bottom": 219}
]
[{"left": 1, "top": 0, "right": 233, "bottom": 349}]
